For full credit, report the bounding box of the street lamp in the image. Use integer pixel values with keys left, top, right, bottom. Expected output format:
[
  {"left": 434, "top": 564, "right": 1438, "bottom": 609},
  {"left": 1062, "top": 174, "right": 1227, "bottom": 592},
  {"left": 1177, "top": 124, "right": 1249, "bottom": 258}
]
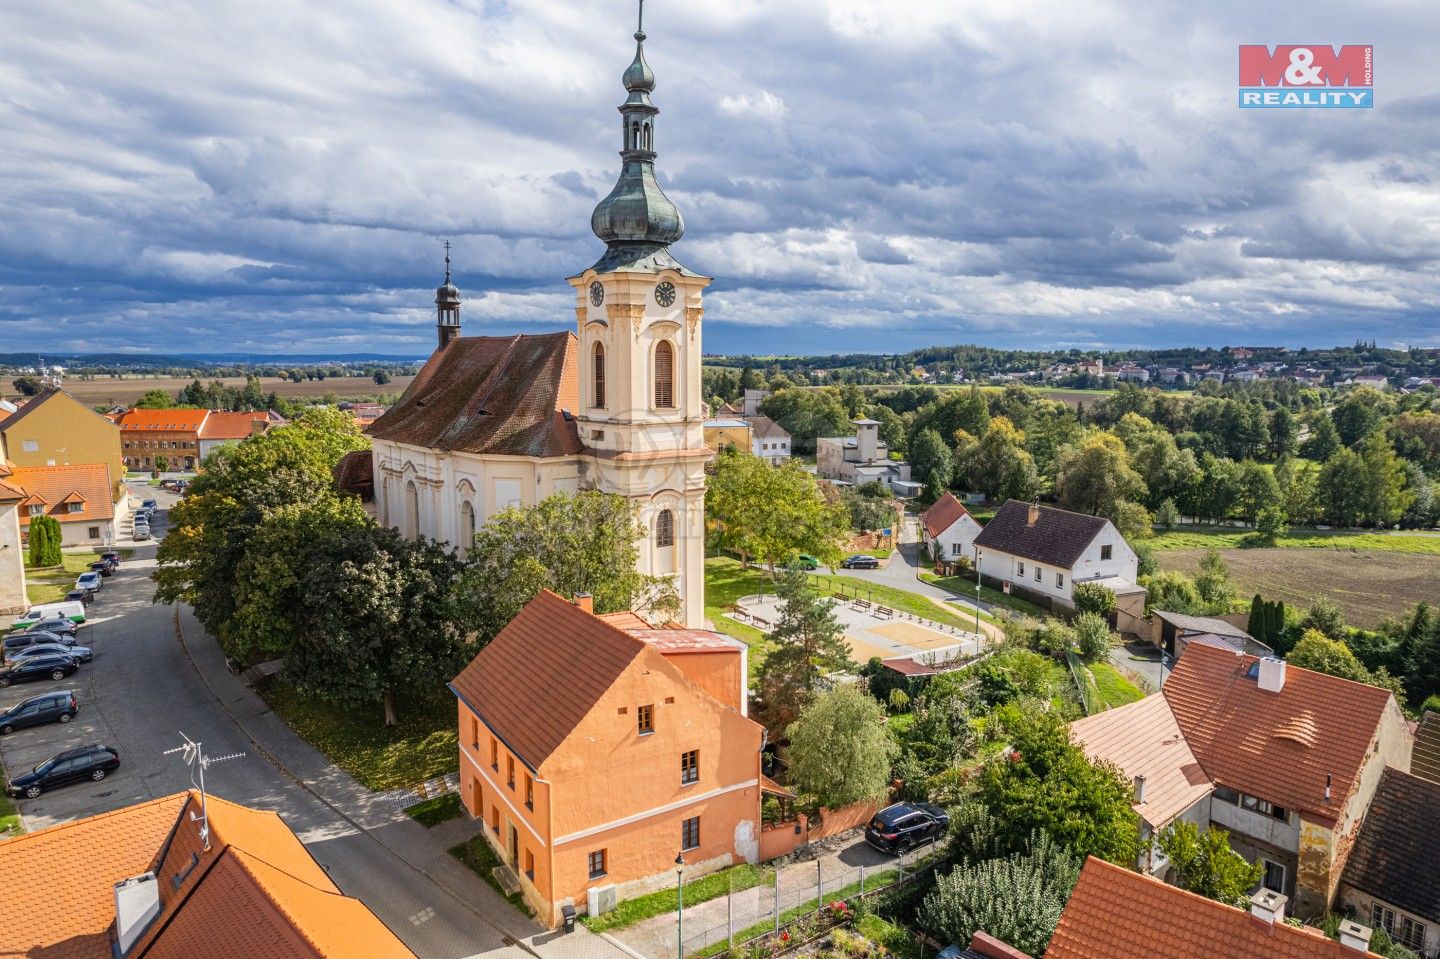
[{"left": 675, "top": 853, "right": 686, "bottom": 959}]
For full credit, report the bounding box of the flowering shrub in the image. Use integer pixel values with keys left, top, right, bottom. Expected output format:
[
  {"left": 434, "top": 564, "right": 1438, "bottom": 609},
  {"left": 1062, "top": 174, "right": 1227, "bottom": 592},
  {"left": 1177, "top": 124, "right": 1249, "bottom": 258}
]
[{"left": 828, "top": 901, "right": 852, "bottom": 922}]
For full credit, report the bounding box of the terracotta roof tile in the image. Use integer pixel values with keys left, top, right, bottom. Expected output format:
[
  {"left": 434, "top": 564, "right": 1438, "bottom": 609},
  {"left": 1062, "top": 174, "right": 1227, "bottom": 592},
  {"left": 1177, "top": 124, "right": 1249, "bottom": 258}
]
[
  {"left": 450, "top": 590, "right": 645, "bottom": 770},
  {"left": 1340, "top": 768, "right": 1440, "bottom": 923},
  {"left": 921, "top": 492, "right": 971, "bottom": 540},
  {"left": 9, "top": 463, "right": 115, "bottom": 525},
  {"left": 1070, "top": 694, "right": 1213, "bottom": 830},
  {"left": 597, "top": 611, "right": 653, "bottom": 629},
  {"left": 973, "top": 500, "right": 1109, "bottom": 569},
  {"left": 115, "top": 409, "right": 210, "bottom": 432},
  {"left": 625, "top": 628, "right": 746, "bottom": 654},
  {"left": 1162, "top": 644, "right": 1394, "bottom": 819},
  {"left": 369, "top": 333, "right": 582, "bottom": 458},
  {"left": 197, "top": 411, "right": 270, "bottom": 440},
  {"left": 1048, "top": 857, "right": 1380, "bottom": 959}
]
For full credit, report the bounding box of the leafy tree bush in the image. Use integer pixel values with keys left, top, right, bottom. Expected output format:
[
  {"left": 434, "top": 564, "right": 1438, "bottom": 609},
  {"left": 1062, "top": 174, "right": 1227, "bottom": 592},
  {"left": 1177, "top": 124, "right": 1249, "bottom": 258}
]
[
  {"left": 27, "top": 515, "right": 62, "bottom": 568},
  {"left": 1254, "top": 505, "right": 1288, "bottom": 542},
  {"left": 787, "top": 683, "right": 898, "bottom": 809},
  {"left": 1157, "top": 821, "right": 1263, "bottom": 907},
  {"left": 1300, "top": 597, "right": 1347, "bottom": 640},
  {"left": 1072, "top": 582, "right": 1116, "bottom": 617},
  {"left": 910, "top": 429, "right": 955, "bottom": 491},
  {"left": 1073, "top": 612, "right": 1114, "bottom": 662},
  {"left": 1247, "top": 596, "right": 1287, "bottom": 650},
  {"left": 919, "top": 831, "right": 1080, "bottom": 957},
  {"left": 1195, "top": 548, "right": 1236, "bottom": 612},
  {"left": 755, "top": 566, "right": 854, "bottom": 735},
  {"left": 707, "top": 448, "right": 848, "bottom": 571},
  {"left": 1154, "top": 498, "right": 1181, "bottom": 530},
  {"left": 1287, "top": 630, "right": 1406, "bottom": 701}
]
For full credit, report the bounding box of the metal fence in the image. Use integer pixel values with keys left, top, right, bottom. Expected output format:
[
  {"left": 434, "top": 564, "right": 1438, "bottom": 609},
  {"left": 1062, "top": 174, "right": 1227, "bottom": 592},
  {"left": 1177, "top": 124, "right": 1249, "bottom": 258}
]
[
  {"left": 1065, "top": 649, "right": 1097, "bottom": 716},
  {"left": 675, "top": 858, "right": 926, "bottom": 958}
]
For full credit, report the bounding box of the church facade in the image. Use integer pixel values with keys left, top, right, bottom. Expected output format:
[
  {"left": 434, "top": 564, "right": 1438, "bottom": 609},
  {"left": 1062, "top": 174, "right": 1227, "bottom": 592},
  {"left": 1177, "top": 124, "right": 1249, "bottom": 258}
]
[{"left": 362, "top": 16, "right": 710, "bottom": 626}]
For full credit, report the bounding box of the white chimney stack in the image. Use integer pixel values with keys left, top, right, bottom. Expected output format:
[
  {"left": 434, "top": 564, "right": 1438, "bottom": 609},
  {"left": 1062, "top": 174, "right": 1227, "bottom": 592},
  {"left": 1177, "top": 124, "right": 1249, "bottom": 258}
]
[
  {"left": 1249, "top": 888, "right": 1286, "bottom": 926},
  {"left": 114, "top": 872, "right": 161, "bottom": 955},
  {"left": 1134, "top": 774, "right": 1147, "bottom": 804},
  {"left": 1337, "top": 919, "right": 1373, "bottom": 951},
  {"left": 1258, "top": 657, "right": 1287, "bottom": 692}
]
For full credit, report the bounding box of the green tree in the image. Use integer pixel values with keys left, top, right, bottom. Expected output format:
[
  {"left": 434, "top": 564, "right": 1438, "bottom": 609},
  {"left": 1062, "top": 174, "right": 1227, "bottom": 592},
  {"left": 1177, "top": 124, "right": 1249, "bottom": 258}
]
[
  {"left": 919, "top": 831, "right": 1081, "bottom": 958},
  {"left": 453, "top": 491, "right": 678, "bottom": 642},
  {"left": 758, "top": 388, "right": 851, "bottom": 454},
  {"left": 707, "top": 448, "right": 848, "bottom": 572},
  {"left": 1235, "top": 460, "right": 1282, "bottom": 524},
  {"left": 1301, "top": 414, "right": 1342, "bottom": 461},
  {"left": 1073, "top": 612, "right": 1114, "bottom": 662},
  {"left": 134, "top": 388, "right": 176, "bottom": 409},
  {"left": 957, "top": 417, "right": 1041, "bottom": 503},
  {"left": 1195, "top": 549, "right": 1236, "bottom": 613},
  {"left": 1072, "top": 582, "right": 1116, "bottom": 617},
  {"left": 1318, "top": 446, "right": 1369, "bottom": 527},
  {"left": 1287, "top": 629, "right": 1406, "bottom": 700},
  {"left": 1154, "top": 498, "right": 1181, "bottom": 530},
  {"left": 910, "top": 389, "right": 990, "bottom": 450},
  {"left": 154, "top": 455, "right": 169, "bottom": 473},
  {"left": 756, "top": 566, "right": 855, "bottom": 734},
  {"left": 910, "top": 428, "right": 955, "bottom": 491},
  {"left": 1269, "top": 407, "right": 1298, "bottom": 460},
  {"left": 1141, "top": 570, "right": 1204, "bottom": 615},
  {"left": 1109, "top": 500, "right": 1153, "bottom": 541},
  {"left": 28, "top": 515, "right": 62, "bottom": 567},
  {"left": 372, "top": 370, "right": 391, "bottom": 385},
  {"left": 11, "top": 375, "right": 42, "bottom": 396},
  {"left": 974, "top": 705, "right": 1140, "bottom": 865},
  {"left": 1357, "top": 430, "right": 1413, "bottom": 527},
  {"left": 1254, "top": 505, "right": 1288, "bottom": 543},
  {"left": 786, "top": 683, "right": 898, "bottom": 808},
  {"left": 1157, "top": 821, "right": 1264, "bottom": 908},
  {"left": 1332, "top": 387, "right": 1392, "bottom": 446},
  {"left": 285, "top": 522, "right": 466, "bottom": 726},
  {"left": 1054, "top": 432, "right": 1147, "bottom": 519},
  {"left": 1300, "top": 597, "right": 1347, "bottom": 640}
]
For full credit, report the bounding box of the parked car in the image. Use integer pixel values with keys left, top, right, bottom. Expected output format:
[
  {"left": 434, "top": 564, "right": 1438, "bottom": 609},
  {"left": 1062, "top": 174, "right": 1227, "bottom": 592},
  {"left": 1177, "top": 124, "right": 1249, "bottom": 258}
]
[
  {"left": 8, "top": 618, "right": 78, "bottom": 639},
  {"left": 66, "top": 589, "right": 94, "bottom": 606},
  {"left": 6, "top": 744, "right": 119, "bottom": 798},
  {"left": 840, "top": 554, "right": 881, "bottom": 570},
  {"left": 159, "top": 480, "right": 180, "bottom": 491},
  {"left": 6, "top": 643, "right": 92, "bottom": 665},
  {"left": 0, "top": 691, "right": 78, "bottom": 735},
  {"left": 864, "top": 802, "right": 950, "bottom": 855},
  {"left": 790, "top": 554, "right": 820, "bottom": 570},
  {"left": 142, "top": 499, "right": 157, "bottom": 511},
  {"left": 9, "top": 601, "right": 86, "bottom": 630},
  {"left": 0, "top": 653, "right": 80, "bottom": 688},
  {"left": 100, "top": 550, "right": 122, "bottom": 566},
  {"left": 89, "top": 560, "right": 116, "bottom": 577},
  {"left": 2, "top": 631, "right": 77, "bottom": 653},
  {"left": 132, "top": 526, "right": 152, "bottom": 541},
  {"left": 75, "top": 571, "right": 103, "bottom": 594}
]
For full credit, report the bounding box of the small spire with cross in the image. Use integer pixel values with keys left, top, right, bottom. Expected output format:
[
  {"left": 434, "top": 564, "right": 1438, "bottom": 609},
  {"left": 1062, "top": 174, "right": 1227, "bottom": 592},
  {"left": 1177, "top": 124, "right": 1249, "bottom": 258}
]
[
  {"left": 636, "top": 0, "right": 646, "bottom": 39},
  {"left": 443, "top": 240, "right": 452, "bottom": 282}
]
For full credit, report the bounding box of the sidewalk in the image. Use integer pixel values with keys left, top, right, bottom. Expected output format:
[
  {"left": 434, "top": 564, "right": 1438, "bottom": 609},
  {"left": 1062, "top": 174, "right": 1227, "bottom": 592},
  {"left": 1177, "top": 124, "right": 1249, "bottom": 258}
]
[{"left": 176, "top": 607, "right": 631, "bottom": 959}]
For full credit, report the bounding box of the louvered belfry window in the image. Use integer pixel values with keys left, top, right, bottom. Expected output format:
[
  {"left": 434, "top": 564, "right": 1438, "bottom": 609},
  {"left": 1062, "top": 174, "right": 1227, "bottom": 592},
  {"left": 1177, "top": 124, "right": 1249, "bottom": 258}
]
[{"left": 654, "top": 340, "right": 675, "bottom": 408}]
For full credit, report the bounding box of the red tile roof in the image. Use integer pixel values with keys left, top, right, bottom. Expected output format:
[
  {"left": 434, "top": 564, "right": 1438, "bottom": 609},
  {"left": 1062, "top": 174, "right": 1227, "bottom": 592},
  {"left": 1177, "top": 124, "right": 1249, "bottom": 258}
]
[
  {"left": 1048, "top": 857, "right": 1378, "bottom": 959},
  {"left": 450, "top": 590, "right": 646, "bottom": 770},
  {"left": 921, "top": 491, "right": 971, "bottom": 539},
  {"left": 115, "top": 408, "right": 209, "bottom": 432},
  {"left": 369, "top": 333, "right": 582, "bottom": 458},
  {"left": 197, "top": 411, "right": 269, "bottom": 440},
  {"left": 1162, "top": 644, "right": 1394, "bottom": 820},
  {"left": 9, "top": 463, "right": 114, "bottom": 525},
  {"left": 1070, "top": 693, "right": 1212, "bottom": 830}
]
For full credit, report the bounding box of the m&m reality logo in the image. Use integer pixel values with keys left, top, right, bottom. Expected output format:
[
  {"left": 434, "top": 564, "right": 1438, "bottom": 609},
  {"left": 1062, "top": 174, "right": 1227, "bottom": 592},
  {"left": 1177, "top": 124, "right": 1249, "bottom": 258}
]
[{"left": 1239, "top": 45, "right": 1373, "bottom": 108}]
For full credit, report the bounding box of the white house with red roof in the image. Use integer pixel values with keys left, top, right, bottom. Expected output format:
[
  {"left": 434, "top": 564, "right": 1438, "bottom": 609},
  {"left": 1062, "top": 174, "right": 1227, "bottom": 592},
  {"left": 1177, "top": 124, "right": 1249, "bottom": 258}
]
[{"left": 919, "top": 492, "right": 982, "bottom": 565}]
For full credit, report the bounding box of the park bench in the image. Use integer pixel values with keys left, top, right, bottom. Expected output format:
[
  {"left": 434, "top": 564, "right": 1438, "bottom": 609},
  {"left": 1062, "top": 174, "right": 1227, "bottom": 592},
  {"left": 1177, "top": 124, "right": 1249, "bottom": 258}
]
[{"left": 874, "top": 605, "right": 895, "bottom": 619}]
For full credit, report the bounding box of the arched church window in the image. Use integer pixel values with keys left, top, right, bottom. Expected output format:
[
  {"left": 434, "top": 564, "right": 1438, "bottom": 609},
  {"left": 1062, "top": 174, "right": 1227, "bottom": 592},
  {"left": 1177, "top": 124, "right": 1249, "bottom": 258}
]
[
  {"left": 593, "top": 342, "right": 607, "bottom": 409},
  {"left": 656, "top": 509, "right": 675, "bottom": 548},
  {"left": 643, "top": 122, "right": 652, "bottom": 150},
  {"left": 460, "top": 500, "right": 476, "bottom": 548},
  {"left": 405, "top": 481, "right": 420, "bottom": 538},
  {"left": 654, "top": 340, "right": 675, "bottom": 409},
  {"left": 631, "top": 121, "right": 640, "bottom": 150}
]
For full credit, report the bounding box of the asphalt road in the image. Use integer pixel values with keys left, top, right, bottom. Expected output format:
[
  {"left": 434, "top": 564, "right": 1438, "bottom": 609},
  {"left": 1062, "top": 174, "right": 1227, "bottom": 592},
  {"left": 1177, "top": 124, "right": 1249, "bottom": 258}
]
[{"left": 1, "top": 481, "right": 535, "bottom": 959}]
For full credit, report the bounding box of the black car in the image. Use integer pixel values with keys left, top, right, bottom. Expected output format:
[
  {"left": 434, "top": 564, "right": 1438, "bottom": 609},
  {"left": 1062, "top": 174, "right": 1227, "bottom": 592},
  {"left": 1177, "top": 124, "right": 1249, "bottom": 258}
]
[
  {"left": 11, "top": 618, "right": 78, "bottom": 639},
  {"left": 864, "top": 802, "right": 950, "bottom": 855},
  {"left": 0, "top": 691, "right": 78, "bottom": 735},
  {"left": 7, "top": 744, "right": 119, "bottom": 798},
  {"left": 89, "top": 560, "right": 117, "bottom": 577},
  {"left": 66, "top": 589, "right": 94, "bottom": 606},
  {"left": 100, "top": 550, "right": 122, "bottom": 567},
  {"left": 5, "top": 642, "right": 92, "bottom": 665},
  {"left": 2, "top": 630, "right": 77, "bottom": 652},
  {"left": 0, "top": 653, "right": 79, "bottom": 687},
  {"left": 840, "top": 554, "right": 881, "bottom": 570}
]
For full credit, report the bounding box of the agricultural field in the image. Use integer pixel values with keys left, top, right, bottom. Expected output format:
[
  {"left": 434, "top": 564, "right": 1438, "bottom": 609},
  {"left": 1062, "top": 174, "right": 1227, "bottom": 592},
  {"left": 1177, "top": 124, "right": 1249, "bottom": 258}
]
[
  {"left": 11, "top": 375, "right": 414, "bottom": 408},
  {"left": 1155, "top": 547, "right": 1440, "bottom": 629}
]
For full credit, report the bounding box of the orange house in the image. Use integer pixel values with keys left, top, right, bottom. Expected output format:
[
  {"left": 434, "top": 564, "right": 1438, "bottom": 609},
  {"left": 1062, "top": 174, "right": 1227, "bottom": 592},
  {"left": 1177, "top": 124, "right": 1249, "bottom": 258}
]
[{"left": 450, "top": 590, "right": 764, "bottom": 927}]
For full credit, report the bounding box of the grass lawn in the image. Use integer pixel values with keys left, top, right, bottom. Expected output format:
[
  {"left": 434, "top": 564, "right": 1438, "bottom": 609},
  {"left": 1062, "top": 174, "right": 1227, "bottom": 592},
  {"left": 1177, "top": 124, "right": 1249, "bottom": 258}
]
[
  {"left": 404, "top": 792, "right": 463, "bottom": 828},
  {"left": 703, "top": 557, "right": 773, "bottom": 676},
  {"left": 1089, "top": 661, "right": 1146, "bottom": 710},
  {"left": 257, "top": 679, "right": 458, "bottom": 792},
  {"left": 808, "top": 572, "right": 974, "bottom": 631},
  {"left": 583, "top": 863, "right": 772, "bottom": 933},
  {"left": 0, "top": 764, "right": 22, "bottom": 837},
  {"left": 1150, "top": 526, "right": 1440, "bottom": 556},
  {"left": 24, "top": 549, "right": 136, "bottom": 606},
  {"left": 919, "top": 572, "right": 1043, "bottom": 620},
  {"left": 449, "top": 834, "right": 534, "bottom": 917},
  {"left": 855, "top": 914, "right": 923, "bottom": 959}
]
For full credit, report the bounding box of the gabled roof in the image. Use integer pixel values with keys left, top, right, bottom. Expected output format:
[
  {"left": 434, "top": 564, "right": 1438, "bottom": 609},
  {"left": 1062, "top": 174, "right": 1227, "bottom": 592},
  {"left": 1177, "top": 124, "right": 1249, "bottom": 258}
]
[
  {"left": 115, "top": 408, "right": 210, "bottom": 432},
  {"left": 1070, "top": 694, "right": 1212, "bottom": 830},
  {"left": 921, "top": 491, "right": 971, "bottom": 540},
  {"left": 450, "top": 590, "right": 647, "bottom": 770},
  {"left": 1341, "top": 767, "right": 1440, "bottom": 923},
  {"left": 9, "top": 464, "right": 115, "bottom": 525},
  {"left": 973, "top": 500, "right": 1110, "bottom": 569},
  {"left": 1048, "top": 857, "right": 1379, "bottom": 959},
  {"left": 749, "top": 414, "right": 790, "bottom": 440},
  {"left": 0, "top": 791, "right": 412, "bottom": 959},
  {"left": 1153, "top": 610, "right": 1252, "bottom": 642},
  {"left": 0, "top": 388, "right": 61, "bottom": 432},
  {"left": 197, "top": 411, "right": 269, "bottom": 441},
  {"left": 369, "top": 333, "right": 582, "bottom": 458},
  {"left": 1413, "top": 711, "right": 1440, "bottom": 785},
  {"left": 1162, "top": 644, "right": 1394, "bottom": 820}
]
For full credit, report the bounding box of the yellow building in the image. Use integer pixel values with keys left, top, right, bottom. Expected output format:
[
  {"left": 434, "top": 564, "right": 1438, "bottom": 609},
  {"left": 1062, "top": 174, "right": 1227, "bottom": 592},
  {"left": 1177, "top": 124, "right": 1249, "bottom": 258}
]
[
  {"left": 703, "top": 418, "right": 752, "bottom": 455},
  {"left": 0, "top": 389, "right": 126, "bottom": 502}
]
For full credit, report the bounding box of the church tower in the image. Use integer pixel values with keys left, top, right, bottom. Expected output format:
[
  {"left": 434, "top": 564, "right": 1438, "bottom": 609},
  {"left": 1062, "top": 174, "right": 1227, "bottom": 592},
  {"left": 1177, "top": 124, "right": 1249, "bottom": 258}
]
[
  {"left": 436, "top": 241, "right": 461, "bottom": 349},
  {"left": 571, "top": 2, "right": 711, "bottom": 627}
]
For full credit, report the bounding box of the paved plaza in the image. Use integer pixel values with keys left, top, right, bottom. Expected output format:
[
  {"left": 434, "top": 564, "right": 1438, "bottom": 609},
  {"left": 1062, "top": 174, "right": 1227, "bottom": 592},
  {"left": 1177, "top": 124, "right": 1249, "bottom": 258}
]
[{"left": 730, "top": 593, "right": 984, "bottom": 666}]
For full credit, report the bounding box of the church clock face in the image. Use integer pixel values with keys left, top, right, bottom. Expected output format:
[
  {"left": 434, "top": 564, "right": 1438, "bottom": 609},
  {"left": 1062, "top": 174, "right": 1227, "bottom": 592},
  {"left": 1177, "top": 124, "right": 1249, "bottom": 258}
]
[
  {"left": 654, "top": 281, "right": 677, "bottom": 308},
  {"left": 589, "top": 281, "right": 605, "bottom": 307}
]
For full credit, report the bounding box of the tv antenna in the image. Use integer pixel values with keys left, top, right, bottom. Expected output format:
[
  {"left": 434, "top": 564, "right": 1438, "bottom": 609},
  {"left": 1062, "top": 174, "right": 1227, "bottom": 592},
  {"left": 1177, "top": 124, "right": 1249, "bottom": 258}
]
[{"left": 164, "top": 732, "right": 246, "bottom": 851}]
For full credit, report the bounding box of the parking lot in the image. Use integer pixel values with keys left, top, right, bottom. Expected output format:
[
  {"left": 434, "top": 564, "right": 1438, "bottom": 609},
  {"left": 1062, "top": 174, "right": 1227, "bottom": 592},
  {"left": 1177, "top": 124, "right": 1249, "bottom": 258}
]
[{"left": 0, "top": 482, "right": 181, "bottom": 830}]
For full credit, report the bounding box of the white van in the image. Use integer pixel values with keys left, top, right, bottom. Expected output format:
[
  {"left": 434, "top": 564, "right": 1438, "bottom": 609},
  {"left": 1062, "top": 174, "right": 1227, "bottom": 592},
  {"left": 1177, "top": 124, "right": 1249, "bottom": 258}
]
[{"left": 9, "top": 601, "right": 87, "bottom": 631}]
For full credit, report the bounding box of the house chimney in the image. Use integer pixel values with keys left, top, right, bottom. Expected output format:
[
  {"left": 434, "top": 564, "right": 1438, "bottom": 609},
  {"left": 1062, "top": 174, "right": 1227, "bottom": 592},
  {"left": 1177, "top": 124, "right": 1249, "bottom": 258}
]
[
  {"left": 114, "top": 872, "right": 161, "bottom": 955},
  {"left": 1134, "top": 774, "right": 1147, "bottom": 804},
  {"left": 573, "top": 592, "right": 593, "bottom": 614},
  {"left": 1249, "top": 888, "right": 1286, "bottom": 926},
  {"left": 1325, "top": 773, "right": 1333, "bottom": 803},
  {"left": 1257, "top": 656, "right": 1286, "bottom": 692},
  {"left": 1026, "top": 503, "right": 1041, "bottom": 527},
  {"left": 1337, "top": 920, "right": 1373, "bottom": 951}
]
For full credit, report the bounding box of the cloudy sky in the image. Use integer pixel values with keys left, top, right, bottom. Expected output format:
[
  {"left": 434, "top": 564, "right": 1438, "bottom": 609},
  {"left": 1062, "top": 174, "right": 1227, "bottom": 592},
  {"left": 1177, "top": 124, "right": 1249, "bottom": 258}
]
[{"left": 1, "top": 1, "right": 1437, "bottom": 358}]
